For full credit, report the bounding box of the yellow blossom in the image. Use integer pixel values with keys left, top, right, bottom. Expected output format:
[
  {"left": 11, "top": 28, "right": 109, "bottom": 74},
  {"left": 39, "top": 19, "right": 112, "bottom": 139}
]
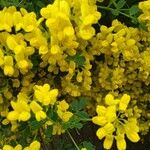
[
  {"left": 116, "top": 134, "right": 126, "bottom": 150},
  {"left": 34, "top": 84, "right": 58, "bottom": 105},
  {"left": 7, "top": 100, "right": 30, "bottom": 122},
  {"left": 23, "top": 141, "right": 40, "bottom": 150},
  {"left": 119, "top": 94, "right": 131, "bottom": 111},
  {"left": 103, "top": 135, "right": 114, "bottom": 150},
  {"left": 30, "top": 101, "right": 46, "bottom": 121}
]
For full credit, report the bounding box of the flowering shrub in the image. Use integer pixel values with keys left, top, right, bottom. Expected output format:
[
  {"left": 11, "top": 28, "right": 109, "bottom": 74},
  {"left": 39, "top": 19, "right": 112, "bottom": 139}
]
[{"left": 0, "top": 0, "right": 150, "bottom": 150}]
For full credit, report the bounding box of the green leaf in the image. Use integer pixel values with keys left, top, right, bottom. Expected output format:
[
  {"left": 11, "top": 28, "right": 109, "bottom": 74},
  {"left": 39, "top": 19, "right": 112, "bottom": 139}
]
[
  {"left": 74, "top": 53, "right": 86, "bottom": 68},
  {"left": 47, "top": 107, "right": 58, "bottom": 121},
  {"left": 52, "top": 137, "right": 73, "bottom": 150},
  {"left": 66, "top": 52, "right": 86, "bottom": 68},
  {"left": 71, "top": 97, "right": 87, "bottom": 112},
  {"left": 80, "top": 141, "right": 95, "bottom": 150},
  {"left": 30, "top": 120, "right": 45, "bottom": 130},
  {"left": 45, "top": 126, "right": 53, "bottom": 139},
  {"left": 129, "top": 5, "right": 140, "bottom": 16},
  {"left": 117, "top": 0, "right": 126, "bottom": 9},
  {"left": 62, "top": 116, "right": 83, "bottom": 130},
  {"left": 131, "top": 17, "right": 138, "bottom": 23},
  {"left": 111, "top": 9, "right": 119, "bottom": 16},
  {"left": 76, "top": 111, "right": 89, "bottom": 120},
  {"left": 139, "top": 22, "right": 148, "bottom": 31}
]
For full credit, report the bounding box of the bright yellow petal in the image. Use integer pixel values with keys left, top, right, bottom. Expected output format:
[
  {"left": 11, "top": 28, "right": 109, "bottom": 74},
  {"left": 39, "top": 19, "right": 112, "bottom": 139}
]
[
  {"left": 6, "top": 36, "right": 18, "bottom": 50},
  {"left": 7, "top": 111, "right": 19, "bottom": 121},
  {"left": 19, "top": 111, "right": 31, "bottom": 121},
  {"left": 35, "top": 111, "right": 46, "bottom": 121},
  {"left": 105, "top": 105, "right": 117, "bottom": 122},
  {"left": 126, "top": 131, "right": 140, "bottom": 143},
  {"left": 105, "top": 94, "right": 119, "bottom": 105},
  {"left": 96, "top": 105, "right": 106, "bottom": 116},
  {"left": 30, "top": 101, "right": 42, "bottom": 113},
  {"left": 62, "top": 111, "right": 73, "bottom": 122},
  {"left": 119, "top": 94, "right": 130, "bottom": 111},
  {"left": 104, "top": 135, "right": 114, "bottom": 150},
  {"left": 14, "top": 144, "right": 22, "bottom": 150},
  {"left": 92, "top": 116, "right": 107, "bottom": 126},
  {"left": 96, "top": 127, "right": 106, "bottom": 140},
  {"left": 116, "top": 134, "right": 126, "bottom": 150},
  {"left": 29, "top": 141, "right": 40, "bottom": 150},
  {"left": 3, "top": 145, "right": 14, "bottom": 150}
]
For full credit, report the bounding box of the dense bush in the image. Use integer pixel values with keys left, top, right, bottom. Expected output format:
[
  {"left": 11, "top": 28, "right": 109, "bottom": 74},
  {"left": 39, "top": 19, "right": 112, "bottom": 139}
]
[{"left": 0, "top": 0, "right": 149, "bottom": 150}]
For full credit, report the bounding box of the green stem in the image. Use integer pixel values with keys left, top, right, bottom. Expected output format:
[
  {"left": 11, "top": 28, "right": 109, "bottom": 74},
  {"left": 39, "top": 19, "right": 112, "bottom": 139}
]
[
  {"left": 67, "top": 130, "right": 80, "bottom": 150},
  {"left": 97, "top": 6, "right": 135, "bottom": 20}
]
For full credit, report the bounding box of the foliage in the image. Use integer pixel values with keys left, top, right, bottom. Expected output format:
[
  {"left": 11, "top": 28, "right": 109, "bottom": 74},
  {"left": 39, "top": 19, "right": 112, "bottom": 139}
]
[{"left": 0, "top": 0, "right": 150, "bottom": 150}]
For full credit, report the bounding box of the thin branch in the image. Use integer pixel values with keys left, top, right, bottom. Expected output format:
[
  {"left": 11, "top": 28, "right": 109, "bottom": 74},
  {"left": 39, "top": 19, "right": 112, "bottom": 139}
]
[{"left": 67, "top": 130, "right": 80, "bottom": 150}]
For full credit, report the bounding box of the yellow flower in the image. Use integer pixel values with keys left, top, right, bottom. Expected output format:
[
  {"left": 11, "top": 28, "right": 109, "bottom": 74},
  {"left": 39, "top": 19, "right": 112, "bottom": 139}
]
[
  {"left": 57, "top": 100, "right": 73, "bottom": 122},
  {"left": 119, "top": 94, "right": 130, "bottom": 111},
  {"left": 39, "top": 45, "right": 48, "bottom": 54},
  {"left": 2, "top": 144, "right": 22, "bottom": 150},
  {"left": 96, "top": 105, "right": 107, "bottom": 116},
  {"left": 57, "top": 100, "right": 69, "bottom": 111},
  {"left": 30, "top": 101, "right": 46, "bottom": 121},
  {"left": 3, "top": 145, "right": 14, "bottom": 150},
  {"left": 14, "top": 145, "right": 22, "bottom": 150},
  {"left": 81, "top": 148, "right": 87, "bottom": 150},
  {"left": 116, "top": 134, "right": 126, "bottom": 150},
  {"left": 35, "top": 111, "right": 47, "bottom": 121},
  {"left": 3, "top": 55, "right": 14, "bottom": 76},
  {"left": 103, "top": 135, "right": 114, "bottom": 150},
  {"left": 79, "top": 26, "right": 95, "bottom": 40},
  {"left": 52, "top": 124, "right": 65, "bottom": 135},
  {"left": 61, "top": 111, "right": 73, "bottom": 122},
  {"left": 125, "top": 118, "right": 140, "bottom": 143},
  {"left": 4, "top": 66, "right": 14, "bottom": 76},
  {"left": 7, "top": 100, "right": 30, "bottom": 121},
  {"left": 30, "top": 101, "right": 42, "bottom": 113},
  {"left": 105, "top": 94, "right": 119, "bottom": 105},
  {"left": 34, "top": 84, "right": 58, "bottom": 105},
  {"left": 13, "top": 11, "right": 23, "bottom": 31},
  {"left": 105, "top": 105, "right": 117, "bottom": 122},
  {"left": 50, "top": 45, "right": 60, "bottom": 55},
  {"left": 22, "top": 12, "right": 38, "bottom": 32},
  {"left": 6, "top": 36, "right": 18, "bottom": 50},
  {"left": 18, "top": 112, "right": 31, "bottom": 122},
  {"left": 24, "top": 141, "right": 40, "bottom": 150},
  {"left": 92, "top": 116, "right": 107, "bottom": 126},
  {"left": 96, "top": 123, "right": 115, "bottom": 139},
  {"left": 63, "top": 26, "right": 74, "bottom": 37},
  {"left": 17, "top": 60, "right": 29, "bottom": 69}
]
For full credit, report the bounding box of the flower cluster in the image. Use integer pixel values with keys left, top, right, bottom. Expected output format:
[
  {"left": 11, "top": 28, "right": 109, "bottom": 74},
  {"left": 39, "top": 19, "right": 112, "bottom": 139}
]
[
  {"left": 57, "top": 100, "right": 73, "bottom": 122},
  {"left": 92, "top": 94, "right": 140, "bottom": 150},
  {"left": 2, "top": 140, "right": 40, "bottom": 150},
  {"left": 0, "top": 0, "right": 150, "bottom": 149},
  {"left": 138, "top": 0, "right": 150, "bottom": 31}
]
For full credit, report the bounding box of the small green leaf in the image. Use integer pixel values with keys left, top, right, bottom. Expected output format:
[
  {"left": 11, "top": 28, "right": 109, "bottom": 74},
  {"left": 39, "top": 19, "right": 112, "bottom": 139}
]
[
  {"left": 139, "top": 22, "right": 148, "bottom": 31},
  {"left": 117, "top": 0, "right": 126, "bottom": 9},
  {"left": 80, "top": 141, "right": 95, "bottom": 150},
  {"left": 71, "top": 97, "right": 87, "bottom": 112},
  {"left": 47, "top": 108, "right": 58, "bottom": 121},
  {"left": 63, "top": 116, "right": 83, "bottom": 130},
  {"left": 129, "top": 5, "right": 140, "bottom": 16},
  {"left": 131, "top": 17, "right": 138, "bottom": 24},
  {"left": 30, "top": 120, "right": 45, "bottom": 130},
  {"left": 45, "top": 126, "right": 53, "bottom": 139},
  {"left": 76, "top": 111, "right": 89, "bottom": 120},
  {"left": 111, "top": 9, "right": 119, "bottom": 16},
  {"left": 66, "top": 52, "right": 86, "bottom": 68}
]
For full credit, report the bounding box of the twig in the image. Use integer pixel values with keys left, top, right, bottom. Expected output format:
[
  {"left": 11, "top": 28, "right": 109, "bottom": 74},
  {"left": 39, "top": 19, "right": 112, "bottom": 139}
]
[
  {"left": 38, "top": 128, "right": 49, "bottom": 150},
  {"left": 67, "top": 130, "right": 80, "bottom": 150}
]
